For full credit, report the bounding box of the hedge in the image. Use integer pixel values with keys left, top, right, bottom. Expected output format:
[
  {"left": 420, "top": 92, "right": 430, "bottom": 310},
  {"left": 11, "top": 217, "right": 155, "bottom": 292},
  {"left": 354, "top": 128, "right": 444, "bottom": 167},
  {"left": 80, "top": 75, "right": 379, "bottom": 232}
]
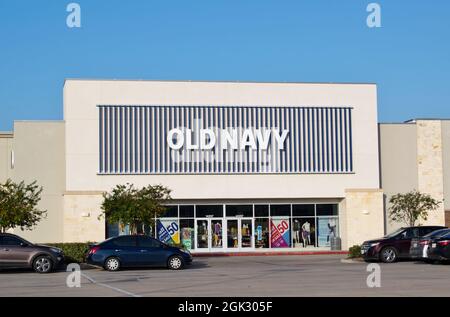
[
  {"left": 348, "top": 245, "right": 362, "bottom": 259},
  {"left": 45, "top": 242, "right": 94, "bottom": 264}
]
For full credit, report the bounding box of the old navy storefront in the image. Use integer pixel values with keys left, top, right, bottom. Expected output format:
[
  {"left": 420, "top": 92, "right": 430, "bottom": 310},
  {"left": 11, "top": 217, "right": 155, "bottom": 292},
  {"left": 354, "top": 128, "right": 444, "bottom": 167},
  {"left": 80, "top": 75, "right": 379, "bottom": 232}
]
[
  {"left": 63, "top": 80, "right": 382, "bottom": 251},
  {"left": 101, "top": 104, "right": 349, "bottom": 253},
  {"left": 154, "top": 203, "right": 339, "bottom": 252}
]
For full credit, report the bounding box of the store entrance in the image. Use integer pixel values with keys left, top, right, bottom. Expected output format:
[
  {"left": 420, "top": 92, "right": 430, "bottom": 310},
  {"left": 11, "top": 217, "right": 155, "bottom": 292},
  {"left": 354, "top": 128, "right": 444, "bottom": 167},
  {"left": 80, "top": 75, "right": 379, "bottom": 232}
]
[
  {"left": 226, "top": 218, "right": 254, "bottom": 250},
  {"left": 195, "top": 218, "right": 224, "bottom": 250}
]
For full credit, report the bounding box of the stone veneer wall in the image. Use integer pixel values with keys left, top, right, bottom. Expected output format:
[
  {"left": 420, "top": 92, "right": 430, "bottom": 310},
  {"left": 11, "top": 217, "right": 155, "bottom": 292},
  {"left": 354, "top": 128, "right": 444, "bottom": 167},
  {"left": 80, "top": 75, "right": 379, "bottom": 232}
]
[
  {"left": 63, "top": 193, "right": 105, "bottom": 243},
  {"left": 416, "top": 120, "right": 446, "bottom": 226},
  {"left": 342, "top": 189, "right": 384, "bottom": 249}
]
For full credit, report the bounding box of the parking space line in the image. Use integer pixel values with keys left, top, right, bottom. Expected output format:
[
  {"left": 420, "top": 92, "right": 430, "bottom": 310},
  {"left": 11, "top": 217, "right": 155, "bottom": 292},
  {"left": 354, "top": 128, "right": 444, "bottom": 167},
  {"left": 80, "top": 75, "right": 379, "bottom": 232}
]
[{"left": 80, "top": 272, "right": 141, "bottom": 297}]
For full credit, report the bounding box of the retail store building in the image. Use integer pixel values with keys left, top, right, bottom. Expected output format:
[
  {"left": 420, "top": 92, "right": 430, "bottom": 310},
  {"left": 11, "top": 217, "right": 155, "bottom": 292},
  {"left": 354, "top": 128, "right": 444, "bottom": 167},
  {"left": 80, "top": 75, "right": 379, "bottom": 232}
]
[{"left": 0, "top": 80, "right": 448, "bottom": 252}]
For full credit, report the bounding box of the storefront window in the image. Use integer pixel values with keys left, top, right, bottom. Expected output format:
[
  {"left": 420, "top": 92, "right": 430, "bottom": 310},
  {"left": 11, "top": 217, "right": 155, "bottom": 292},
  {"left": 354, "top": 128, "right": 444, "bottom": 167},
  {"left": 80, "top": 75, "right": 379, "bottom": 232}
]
[
  {"left": 196, "top": 205, "right": 223, "bottom": 218},
  {"left": 270, "top": 204, "right": 291, "bottom": 217},
  {"left": 317, "top": 217, "right": 339, "bottom": 247},
  {"left": 196, "top": 219, "right": 209, "bottom": 248},
  {"left": 226, "top": 205, "right": 253, "bottom": 217},
  {"left": 180, "top": 219, "right": 194, "bottom": 250},
  {"left": 316, "top": 204, "right": 338, "bottom": 216},
  {"left": 162, "top": 205, "right": 178, "bottom": 218},
  {"left": 254, "top": 218, "right": 269, "bottom": 248},
  {"left": 270, "top": 217, "right": 291, "bottom": 248},
  {"left": 293, "top": 218, "right": 316, "bottom": 248},
  {"left": 180, "top": 205, "right": 194, "bottom": 218},
  {"left": 106, "top": 222, "right": 119, "bottom": 238},
  {"left": 292, "top": 204, "right": 315, "bottom": 217},
  {"left": 149, "top": 202, "right": 340, "bottom": 251},
  {"left": 255, "top": 205, "right": 269, "bottom": 217}
]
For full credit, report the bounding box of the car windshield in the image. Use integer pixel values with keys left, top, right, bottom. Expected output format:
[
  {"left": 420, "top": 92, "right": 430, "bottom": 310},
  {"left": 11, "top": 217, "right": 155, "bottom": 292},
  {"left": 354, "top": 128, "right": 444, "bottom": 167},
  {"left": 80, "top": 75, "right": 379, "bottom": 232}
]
[
  {"left": 384, "top": 228, "right": 404, "bottom": 238},
  {"left": 424, "top": 229, "right": 450, "bottom": 238}
]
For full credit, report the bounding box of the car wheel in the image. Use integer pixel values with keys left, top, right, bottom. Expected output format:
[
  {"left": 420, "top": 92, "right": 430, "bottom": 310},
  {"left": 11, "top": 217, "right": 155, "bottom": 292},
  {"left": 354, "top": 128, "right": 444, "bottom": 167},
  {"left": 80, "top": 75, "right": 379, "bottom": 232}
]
[
  {"left": 167, "top": 255, "right": 184, "bottom": 270},
  {"left": 33, "top": 255, "right": 54, "bottom": 273},
  {"left": 104, "top": 257, "right": 121, "bottom": 272},
  {"left": 380, "top": 247, "right": 398, "bottom": 263}
]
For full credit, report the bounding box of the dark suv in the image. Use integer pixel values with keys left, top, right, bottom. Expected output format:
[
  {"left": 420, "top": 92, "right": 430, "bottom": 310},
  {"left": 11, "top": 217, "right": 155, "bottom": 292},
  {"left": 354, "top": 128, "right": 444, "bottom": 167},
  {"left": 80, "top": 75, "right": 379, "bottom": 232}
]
[
  {"left": 361, "top": 226, "right": 446, "bottom": 263},
  {"left": 0, "top": 233, "right": 64, "bottom": 273}
]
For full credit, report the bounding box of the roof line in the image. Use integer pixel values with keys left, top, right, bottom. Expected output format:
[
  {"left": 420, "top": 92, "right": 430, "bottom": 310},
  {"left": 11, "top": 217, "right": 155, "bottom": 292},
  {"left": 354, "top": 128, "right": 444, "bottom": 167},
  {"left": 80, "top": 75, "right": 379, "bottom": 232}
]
[{"left": 63, "top": 78, "right": 377, "bottom": 86}]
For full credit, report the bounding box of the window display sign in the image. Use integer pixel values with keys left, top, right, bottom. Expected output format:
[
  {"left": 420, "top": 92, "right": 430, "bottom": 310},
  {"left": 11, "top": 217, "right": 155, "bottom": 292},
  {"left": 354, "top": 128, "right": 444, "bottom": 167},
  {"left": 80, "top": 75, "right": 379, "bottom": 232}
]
[
  {"left": 157, "top": 219, "right": 180, "bottom": 245},
  {"left": 317, "top": 218, "right": 338, "bottom": 247},
  {"left": 181, "top": 227, "right": 193, "bottom": 250},
  {"left": 270, "top": 218, "right": 290, "bottom": 248}
]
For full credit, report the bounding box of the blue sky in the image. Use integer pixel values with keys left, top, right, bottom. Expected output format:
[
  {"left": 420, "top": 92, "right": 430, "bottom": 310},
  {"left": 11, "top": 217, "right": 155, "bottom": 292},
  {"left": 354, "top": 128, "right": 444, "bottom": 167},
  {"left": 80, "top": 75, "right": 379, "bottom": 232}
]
[{"left": 0, "top": 0, "right": 449, "bottom": 130}]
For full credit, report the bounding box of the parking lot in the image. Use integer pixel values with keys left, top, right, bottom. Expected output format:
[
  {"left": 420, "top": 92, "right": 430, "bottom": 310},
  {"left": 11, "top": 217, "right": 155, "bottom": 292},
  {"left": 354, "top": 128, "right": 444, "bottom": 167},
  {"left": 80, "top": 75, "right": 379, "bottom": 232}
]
[{"left": 0, "top": 255, "right": 449, "bottom": 297}]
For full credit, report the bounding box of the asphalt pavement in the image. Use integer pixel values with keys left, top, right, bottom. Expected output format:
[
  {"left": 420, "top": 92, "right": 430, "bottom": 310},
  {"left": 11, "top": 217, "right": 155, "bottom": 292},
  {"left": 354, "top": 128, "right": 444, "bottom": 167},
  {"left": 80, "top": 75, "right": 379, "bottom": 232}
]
[{"left": 0, "top": 255, "right": 449, "bottom": 297}]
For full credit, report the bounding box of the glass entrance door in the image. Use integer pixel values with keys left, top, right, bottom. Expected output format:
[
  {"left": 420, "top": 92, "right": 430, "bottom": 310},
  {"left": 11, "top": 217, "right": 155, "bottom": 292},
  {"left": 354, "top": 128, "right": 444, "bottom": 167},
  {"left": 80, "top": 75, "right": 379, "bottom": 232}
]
[
  {"left": 196, "top": 218, "right": 223, "bottom": 251},
  {"left": 226, "top": 218, "right": 254, "bottom": 250}
]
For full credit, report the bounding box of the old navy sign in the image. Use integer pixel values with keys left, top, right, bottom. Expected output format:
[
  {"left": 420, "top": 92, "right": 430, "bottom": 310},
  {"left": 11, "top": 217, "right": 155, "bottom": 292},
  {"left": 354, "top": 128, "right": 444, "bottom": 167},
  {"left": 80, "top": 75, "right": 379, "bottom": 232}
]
[
  {"left": 98, "top": 105, "right": 353, "bottom": 174},
  {"left": 167, "top": 127, "right": 289, "bottom": 151}
]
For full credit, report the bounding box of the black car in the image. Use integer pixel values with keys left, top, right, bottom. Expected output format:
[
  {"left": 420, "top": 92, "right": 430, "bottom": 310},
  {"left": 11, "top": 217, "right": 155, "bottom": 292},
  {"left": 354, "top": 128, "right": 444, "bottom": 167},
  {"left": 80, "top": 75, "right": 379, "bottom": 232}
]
[
  {"left": 0, "top": 233, "right": 64, "bottom": 273},
  {"left": 361, "top": 226, "right": 446, "bottom": 263},
  {"left": 410, "top": 228, "right": 450, "bottom": 262},
  {"left": 86, "top": 235, "right": 193, "bottom": 271},
  {"left": 427, "top": 231, "right": 450, "bottom": 262}
]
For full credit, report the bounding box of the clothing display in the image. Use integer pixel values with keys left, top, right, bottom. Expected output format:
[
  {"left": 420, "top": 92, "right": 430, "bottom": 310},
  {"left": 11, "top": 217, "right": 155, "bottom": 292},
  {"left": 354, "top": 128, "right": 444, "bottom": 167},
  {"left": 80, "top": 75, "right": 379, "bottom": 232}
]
[
  {"left": 293, "top": 220, "right": 300, "bottom": 245},
  {"left": 302, "top": 221, "right": 311, "bottom": 246}
]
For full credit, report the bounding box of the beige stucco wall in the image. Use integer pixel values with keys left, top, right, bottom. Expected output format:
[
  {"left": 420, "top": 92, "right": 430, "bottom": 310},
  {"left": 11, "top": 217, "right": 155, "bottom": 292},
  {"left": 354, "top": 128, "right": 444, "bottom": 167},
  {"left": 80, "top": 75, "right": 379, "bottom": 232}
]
[
  {"left": 440, "top": 121, "right": 450, "bottom": 211},
  {"left": 63, "top": 80, "right": 380, "bottom": 199},
  {"left": 379, "top": 123, "right": 418, "bottom": 233},
  {"left": 416, "top": 120, "right": 445, "bottom": 226},
  {"left": 10, "top": 122, "right": 65, "bottom": 243},
  {"left": 0, "top": 133, "right": 13, "bottom": 182},
  {"left": 342, "top": 189, "right": 384, "bottom": 249}
]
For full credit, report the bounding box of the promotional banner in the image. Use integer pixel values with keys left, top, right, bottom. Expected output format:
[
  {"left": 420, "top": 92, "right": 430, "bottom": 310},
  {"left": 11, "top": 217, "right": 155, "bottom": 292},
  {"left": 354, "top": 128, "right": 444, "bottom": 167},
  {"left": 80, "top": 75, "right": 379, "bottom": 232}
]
[
  {"left": 257, "top": 225, "right": 262, "bottom": 241},
  {"left": 270, "top": 218, "right": 290, "bottom": 248},
  {"left": 317, "top": 218, "right": 338, "bottom": 247},
  {"left": 181, "top": 227, "right": 193, "bottom": 250},
  {"left": 157, "top": 219, "right": 180, "bottom": 244}
]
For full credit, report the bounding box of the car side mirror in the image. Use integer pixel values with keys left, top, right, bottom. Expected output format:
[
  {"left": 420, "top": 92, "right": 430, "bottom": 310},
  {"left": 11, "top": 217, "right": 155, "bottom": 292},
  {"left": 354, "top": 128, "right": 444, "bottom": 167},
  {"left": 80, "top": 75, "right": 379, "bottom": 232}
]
[{"left": 20, "top": 242, "right": 28, "bottom": 247}]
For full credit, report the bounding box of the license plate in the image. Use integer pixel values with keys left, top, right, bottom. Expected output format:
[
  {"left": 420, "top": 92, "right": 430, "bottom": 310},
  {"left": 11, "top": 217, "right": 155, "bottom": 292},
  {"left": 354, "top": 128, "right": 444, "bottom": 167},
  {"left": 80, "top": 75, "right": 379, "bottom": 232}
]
[
  {"left": 413, "top": 243, "right": 418, "bottom": 247},
  {"left": 432, "top": 243, "right": 437, "bottom": 248},
  {"left": 361, "top": 250, "right": 366, "bottom": 254}
]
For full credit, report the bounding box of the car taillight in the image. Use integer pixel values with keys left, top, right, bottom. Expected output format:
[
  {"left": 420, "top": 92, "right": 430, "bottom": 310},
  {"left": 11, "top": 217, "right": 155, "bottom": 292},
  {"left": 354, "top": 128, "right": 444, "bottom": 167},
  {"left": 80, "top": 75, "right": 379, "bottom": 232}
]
[
  {"left": 438, "top": 240, "right": 450, "bottom": 247},
  {"left": 89, "top": 246, "right": 100, "bottom": 255},
  {"left": 419, "top": 240, "right": 430, "bottom": 245}
]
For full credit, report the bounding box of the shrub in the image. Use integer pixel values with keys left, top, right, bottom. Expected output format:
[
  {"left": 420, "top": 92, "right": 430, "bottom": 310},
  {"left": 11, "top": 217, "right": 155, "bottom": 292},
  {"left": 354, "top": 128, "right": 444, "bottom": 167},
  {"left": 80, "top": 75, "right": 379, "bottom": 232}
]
[
  {"left": 348, "top": 245, "right": 362, "bottom": 258},
  {"left": 46, "top": 242, "right": 93, "bottom": 263}
]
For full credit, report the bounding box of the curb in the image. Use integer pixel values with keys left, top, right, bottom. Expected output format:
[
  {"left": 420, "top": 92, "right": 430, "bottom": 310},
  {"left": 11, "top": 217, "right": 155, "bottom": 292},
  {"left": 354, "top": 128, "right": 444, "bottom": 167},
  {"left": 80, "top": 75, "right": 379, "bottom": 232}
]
[
  {"left": 193, "top": 251, "right": 349, "bottom": 257},
  {"left": 340, "top": 258, "right": 365, "bottom": 264}
]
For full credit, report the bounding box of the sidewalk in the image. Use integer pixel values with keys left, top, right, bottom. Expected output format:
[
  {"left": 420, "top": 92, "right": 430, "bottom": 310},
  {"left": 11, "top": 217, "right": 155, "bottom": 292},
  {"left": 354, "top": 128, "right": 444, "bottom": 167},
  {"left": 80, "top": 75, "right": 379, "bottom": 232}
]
[{"left": 192, "top": 250, "right": 349, "bottom": 257}]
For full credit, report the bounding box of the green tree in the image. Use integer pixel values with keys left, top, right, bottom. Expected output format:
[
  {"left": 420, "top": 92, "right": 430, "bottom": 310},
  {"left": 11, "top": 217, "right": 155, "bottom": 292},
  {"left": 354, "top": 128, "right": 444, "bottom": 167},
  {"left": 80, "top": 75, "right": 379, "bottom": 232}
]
[
  {"left": 389, "top": 191, "right": 441, "bottom": 227},
  {"left": 0, "top": 179, "right": 46, "bottom": 233},
  {"left": 100, "top": 183, "right": 172, "bottom": 234}
]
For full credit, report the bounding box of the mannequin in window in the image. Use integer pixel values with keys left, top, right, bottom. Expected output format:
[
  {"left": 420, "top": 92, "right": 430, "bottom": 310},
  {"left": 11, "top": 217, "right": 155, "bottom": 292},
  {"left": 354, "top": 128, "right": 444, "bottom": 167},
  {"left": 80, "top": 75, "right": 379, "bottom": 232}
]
[
  {"left": 302, "top": 221, "right": 311, "bottom": 246},
  {"left": 327, "top": 219, "right": 337, "bottom": 243},
  {"left": 293, "top": 220, "right": 301, "bottom": 246},
  {"left": 213, "top": 222, "right": 222, "bottom": 247}
]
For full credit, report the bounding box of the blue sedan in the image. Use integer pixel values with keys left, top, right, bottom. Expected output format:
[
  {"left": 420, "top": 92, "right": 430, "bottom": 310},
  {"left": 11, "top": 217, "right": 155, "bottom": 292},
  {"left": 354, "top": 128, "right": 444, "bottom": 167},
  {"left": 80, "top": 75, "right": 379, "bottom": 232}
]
[{"left": 86, "top": 235, "right": 192, "bottom": 271}]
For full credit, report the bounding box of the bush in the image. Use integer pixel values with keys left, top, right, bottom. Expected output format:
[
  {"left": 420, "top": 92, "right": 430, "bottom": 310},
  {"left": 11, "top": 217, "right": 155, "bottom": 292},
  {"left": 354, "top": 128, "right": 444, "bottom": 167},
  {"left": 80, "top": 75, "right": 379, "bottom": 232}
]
[
  {"left": 348, "top": 245, "right": 362, "bottom": 258},
  {"left": 46, "top": 242, "right": 93, "bottom": 263}
]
